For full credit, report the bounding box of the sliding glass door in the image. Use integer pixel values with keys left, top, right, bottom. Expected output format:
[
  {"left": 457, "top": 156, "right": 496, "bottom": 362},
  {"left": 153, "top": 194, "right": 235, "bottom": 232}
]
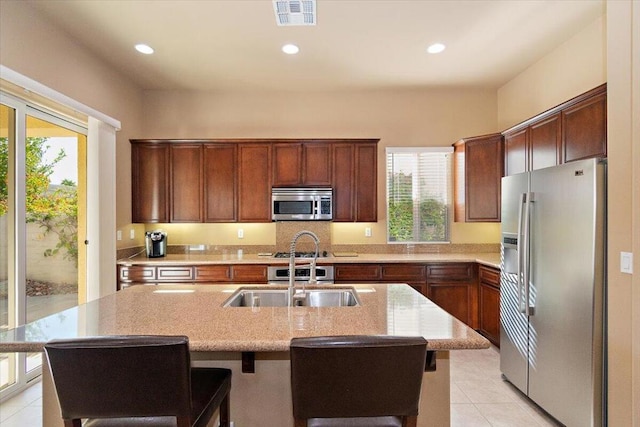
[{"left": 0, "top": 94, "right": 87, "bottom": 399}]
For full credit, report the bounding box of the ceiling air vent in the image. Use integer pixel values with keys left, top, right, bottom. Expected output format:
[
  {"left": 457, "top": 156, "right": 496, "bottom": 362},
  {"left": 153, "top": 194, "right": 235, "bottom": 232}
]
[{"left": 273, "top": 0, "right": 316, "bottom": 26}]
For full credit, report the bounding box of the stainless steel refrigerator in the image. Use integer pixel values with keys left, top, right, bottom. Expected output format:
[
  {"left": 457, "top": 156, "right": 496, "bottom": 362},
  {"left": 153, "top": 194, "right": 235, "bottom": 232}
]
[{"left": 500, "top": 158, "right": 606, "bottom": 427}]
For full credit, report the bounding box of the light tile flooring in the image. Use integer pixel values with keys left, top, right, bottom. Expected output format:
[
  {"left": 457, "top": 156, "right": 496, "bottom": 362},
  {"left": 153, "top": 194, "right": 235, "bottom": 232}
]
[
  {"left": 450, "top": 346, "right": 561, "bottom": 426},
  {"left": 1, "top": 346, "right": 560, "bottom": 426}
]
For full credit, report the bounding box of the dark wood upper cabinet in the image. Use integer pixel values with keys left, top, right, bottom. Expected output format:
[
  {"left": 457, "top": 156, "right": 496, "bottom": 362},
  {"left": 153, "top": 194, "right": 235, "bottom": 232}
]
[
  {"left": 204, "top": 144, "right": 236, "bottom": 222},
  {"left": 170, "top": 144, "right": 203, "bottom": 222},
  {"left": 303, "top": 143, "right": 332, "bottom": 186},
  {"left": 563, "top": 91, "right": 607, "bottom": 163},
  {"left": 332, "top": 140, "right": 378, "bottom": 222},
  {"left": 332, "top": 143, "right": 355, "bottom": 222},
  {"left": 273, "top": 142, "right": 332, "bottom": 186},
  {"left": 131, "top": 142, "right": 169, "bottom": 223},
  {"left": 132, "top": 139, "right": 376, "bottom": 224},
  {"left": 454, "top": 133, "right": 503, "bottom": 222},
  {"left": 504, "top": 128, "right": 528, "bottom": 177},
  {"left": 272, "top": 143, "right": 303, "bottom": 186},
  {"left": 530, "top": 113, "right": 561, "bottom": 170},
  {"left": 237, "top": 143, "right": 272, "bottom": 222},
  {"left": 354, "top": 143, "right": 377, "bottom": 222},
  {"left": 503, "top": 84, "right": 606, "bottom": 176}
]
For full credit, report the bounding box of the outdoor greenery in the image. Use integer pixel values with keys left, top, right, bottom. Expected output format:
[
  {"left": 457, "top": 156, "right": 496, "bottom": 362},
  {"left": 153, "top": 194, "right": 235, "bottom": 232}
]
[
  {"left": 388, "top": 171, "right": 448, "bottom": 242},
  {"left": 0, "top": 136, "right": 78, "bottom": 265}
]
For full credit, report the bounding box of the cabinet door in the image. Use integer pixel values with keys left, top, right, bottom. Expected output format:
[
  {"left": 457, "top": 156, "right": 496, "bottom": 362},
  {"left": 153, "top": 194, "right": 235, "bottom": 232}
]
[
  {"left": 273, "top": 143, "right": 302, "bottom": 186},
  {"left": 204, "top": 144, "right": 236, "bottom": 222},
  {"left": 504, "top": 128, "right": 528, "bottom": 176},
  {"left": 131, "top": 143, "right": 169, "bottom": 223},
  {"left": 334, "top": 264, "right": 382, "bottom": 281},
  {"left": 232, "top": 265, "right": 268, "bottom": 283},
  {"left": 195, "top": 265, "right": 232, "bottom": 282},
  {"left": 456, "top": 134, "right": 503, "bottom": 222},
  {"left": 355, "top": 144, "right": 377, "bottom": 222},
  {"left": 530, "top": 114, "right": 561, "bottom": 170},
  {"left": 478, "top": 265, "right": 501, "bottom": 346},
  {"left": 428, "top": 282, "right": 475, "bottom": 326},
  {"left": 479, "top": 282, "right": 500, "bottom": 346},
  {"left": 157, "top": 266, "right": 194, "bottom": 281},
  {"left": 303, "top": 143, "right": 332, "bottom": 186},
  {"left": 238, "top": 143, "right": 272, "bottom": 222},
  {"left": 170, "top": 144, "right": 203, "bottom": 222},
  {"left": 426, "top": 263, "right": 477, "bottom": 328},
  {"left": 562, "top": 92, "right": 607, "bottom": 162},
  {"left": 332, "top": 143, "right": 355, "bottom": 221},
  {"left": 381, "top": 264, "right": 427, "bottom": 296}
]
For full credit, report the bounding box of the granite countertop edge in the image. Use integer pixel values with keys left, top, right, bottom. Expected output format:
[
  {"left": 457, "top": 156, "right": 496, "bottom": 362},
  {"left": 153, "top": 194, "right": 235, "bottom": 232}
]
[{"left": 118, "top": 252, "right": 501, "bottom": 269}]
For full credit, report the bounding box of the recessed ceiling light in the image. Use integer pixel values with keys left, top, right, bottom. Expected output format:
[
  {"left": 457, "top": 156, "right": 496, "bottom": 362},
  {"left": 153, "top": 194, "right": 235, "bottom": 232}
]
[
  {"left": 282, "top": 43, "right": 300, "bottom": 55},
  {"left": 135, "top": 43, "right": 154, "bottom": 55},
  {"left": 427, "top": 43, "right": 446, "bottom": 54}
]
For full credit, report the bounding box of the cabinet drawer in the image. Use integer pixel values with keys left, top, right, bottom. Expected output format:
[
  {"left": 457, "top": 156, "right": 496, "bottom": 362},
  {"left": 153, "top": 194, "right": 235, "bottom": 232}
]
[
  {"left": 119, "top": 266, "right": 156, "bottom": 282},
  {"left": 157, "top": 266, "right": 194, "bottom": 281},
  {"left": 426, "top": 263, "right": 475, "bottom": 281},
  {"left": 479, "top": 265, "right": 500, "bottom": 287},
  {"left": 381, "top": 264, "right": 426, "bottom": 281},
  {"left": 232, "top": 265, "right": 268, "bottom": 283},
  {"left": 334, "top": 264, "right": 382, "bottom": 281},
  {"left": 194, "top": 266, "right": 232, "bottom": 282}
]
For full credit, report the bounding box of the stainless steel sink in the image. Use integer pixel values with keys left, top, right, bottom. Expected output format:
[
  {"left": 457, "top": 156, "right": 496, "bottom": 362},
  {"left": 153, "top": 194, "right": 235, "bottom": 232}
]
[{"left": 223, "top": 287, "right": 361, "bottom": 307}]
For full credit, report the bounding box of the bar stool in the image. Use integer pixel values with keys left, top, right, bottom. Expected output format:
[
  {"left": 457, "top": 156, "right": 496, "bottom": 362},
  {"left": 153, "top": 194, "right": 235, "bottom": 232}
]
[
  {"left": 44, "top": 335, "right": 231, "bottom": 427},
  {"left": 290, "top": 335, "right": 427, "bottom": 427}
]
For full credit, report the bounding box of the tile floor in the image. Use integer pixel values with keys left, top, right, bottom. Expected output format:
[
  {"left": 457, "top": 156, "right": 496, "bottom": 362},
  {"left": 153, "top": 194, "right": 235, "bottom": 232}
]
[{"left": 0, "top": 346, "right": 560, "bottom": 426}]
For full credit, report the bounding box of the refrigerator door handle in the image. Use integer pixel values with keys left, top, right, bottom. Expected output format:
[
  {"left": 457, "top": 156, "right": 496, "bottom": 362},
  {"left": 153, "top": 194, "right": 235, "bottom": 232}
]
[
  {"left": 516, "top": 192, "right": 526, "bottom": 313},
  {"left": 523, "top": 192, "right": 534, "bottom": 316}
]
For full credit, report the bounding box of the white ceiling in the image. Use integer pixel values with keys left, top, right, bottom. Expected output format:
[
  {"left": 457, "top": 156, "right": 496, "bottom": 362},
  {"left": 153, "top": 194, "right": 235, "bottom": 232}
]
[{"left": 28, "top": 0, "right": 605, "bottom": 92}]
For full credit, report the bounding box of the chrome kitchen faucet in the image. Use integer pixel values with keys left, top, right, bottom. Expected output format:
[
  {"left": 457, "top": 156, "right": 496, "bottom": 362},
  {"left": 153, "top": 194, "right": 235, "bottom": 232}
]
[{"left": 289, "top": 230, "right": 320, "bottom": 306}]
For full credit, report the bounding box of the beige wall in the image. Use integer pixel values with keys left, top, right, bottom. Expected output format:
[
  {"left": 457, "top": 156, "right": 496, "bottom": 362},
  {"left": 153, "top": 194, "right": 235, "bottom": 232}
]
[
  {"left": 0, "top": 0, "right": 143, "bottom": 237},
  {"left": 498, "top": 8, "right": 639, "bottom": 425},
  {"left": 140, "top": 87, "right": 501, "bottom": 245},
  {"left": 606, "top": 2, "right": 639, "bottom": 426},
  {"left": 497, "top": 15, "right": 607, "bottom": 129}
]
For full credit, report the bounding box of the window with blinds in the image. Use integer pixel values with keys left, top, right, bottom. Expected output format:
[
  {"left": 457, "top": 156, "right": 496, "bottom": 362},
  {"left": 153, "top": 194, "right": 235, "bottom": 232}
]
[{"left": 386, "top": 147, "right": 453, "bottom": 243}]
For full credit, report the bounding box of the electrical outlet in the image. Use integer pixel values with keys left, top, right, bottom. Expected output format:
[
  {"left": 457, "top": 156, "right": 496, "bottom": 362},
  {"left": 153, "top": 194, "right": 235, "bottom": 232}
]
[
  {"left": 130, "top": 229, "right": 135, "bottom": 239},
  {"left": 238, "top": 229, "right": 244, "bottom": 239},
  {"left": 365, "top": 227, "right": 372, "bottom": 237},
  {"left": 116, "top": 230, "right": 122, "bottom": 241}
]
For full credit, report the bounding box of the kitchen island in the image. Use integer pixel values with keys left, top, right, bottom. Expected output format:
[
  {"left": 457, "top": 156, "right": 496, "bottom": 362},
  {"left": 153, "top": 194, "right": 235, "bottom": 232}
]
[{"left": 0, "top": 283, "right": 490, "bottom": 426}]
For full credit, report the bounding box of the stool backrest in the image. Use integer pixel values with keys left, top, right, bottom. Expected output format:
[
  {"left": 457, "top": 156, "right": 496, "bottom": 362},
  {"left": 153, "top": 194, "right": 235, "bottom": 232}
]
[
  {"left": 44, "top": 335, "right": 192, "bottom": 421},
  {"left": 290, "top": 335, "right": 427, "bottom": 419}
]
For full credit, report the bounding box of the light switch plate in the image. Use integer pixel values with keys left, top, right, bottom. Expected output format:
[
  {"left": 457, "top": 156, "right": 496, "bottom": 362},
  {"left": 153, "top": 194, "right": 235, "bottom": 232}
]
[
  {"left": 620, "top": 252, "right": 633, "bottom": 274},
  {"left": 116, "top": 230, "right": 122, "bottom": 241},
  {"left": 238, "top": 229, "right": 244, "bottom": 239}
]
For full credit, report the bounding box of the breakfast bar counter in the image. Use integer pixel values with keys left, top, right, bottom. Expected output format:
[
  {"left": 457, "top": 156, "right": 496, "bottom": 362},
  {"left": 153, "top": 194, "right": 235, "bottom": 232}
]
[{"left": 0, "top": 283, "right": 490, "bottom": 426}]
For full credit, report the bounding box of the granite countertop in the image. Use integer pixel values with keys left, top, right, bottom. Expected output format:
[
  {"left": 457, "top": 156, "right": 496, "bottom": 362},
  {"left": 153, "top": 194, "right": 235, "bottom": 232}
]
[
  {"left": 118, "top": 252, "right": 501, "bottom": 269},
  {"left": 0, "top": 283, "right": 490, "bottom": 353}
]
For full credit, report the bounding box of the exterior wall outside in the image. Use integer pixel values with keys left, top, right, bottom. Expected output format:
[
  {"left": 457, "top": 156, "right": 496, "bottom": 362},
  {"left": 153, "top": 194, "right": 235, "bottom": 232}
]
[
  {"left": 497, "top": 15, "right": 606, "bottom": 130},
  {"left": 0, "top": 216, "right": 76, "bottom": 288}
]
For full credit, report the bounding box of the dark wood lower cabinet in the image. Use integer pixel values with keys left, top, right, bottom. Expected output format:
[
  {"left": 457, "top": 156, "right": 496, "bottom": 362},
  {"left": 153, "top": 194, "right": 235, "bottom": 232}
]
[
  {"left": 426, "top": 263, "right": 478, "bottom": 328},
  {"left": 478, "top": 265, "right": 501, "bottom": 346},
  {"left": 117, "top": 264, "right": 268, "bottom": 289}
]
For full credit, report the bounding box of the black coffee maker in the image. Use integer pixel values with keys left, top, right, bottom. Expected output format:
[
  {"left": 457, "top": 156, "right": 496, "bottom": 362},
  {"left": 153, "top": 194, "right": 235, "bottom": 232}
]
[{"left": 145, "top": 230, "right": 167, "bottom": 258}]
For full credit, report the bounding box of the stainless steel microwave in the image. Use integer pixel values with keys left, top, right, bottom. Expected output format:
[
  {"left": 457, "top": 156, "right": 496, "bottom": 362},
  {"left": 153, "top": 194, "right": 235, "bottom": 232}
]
[{"left": 271, "top": 188, "right": 333, "bottom": 221}]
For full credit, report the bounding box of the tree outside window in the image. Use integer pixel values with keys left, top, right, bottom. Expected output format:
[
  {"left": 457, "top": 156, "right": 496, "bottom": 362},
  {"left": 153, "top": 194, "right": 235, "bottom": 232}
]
[{"left": 386, "top": 148, "right": 452, "bottom": 243}]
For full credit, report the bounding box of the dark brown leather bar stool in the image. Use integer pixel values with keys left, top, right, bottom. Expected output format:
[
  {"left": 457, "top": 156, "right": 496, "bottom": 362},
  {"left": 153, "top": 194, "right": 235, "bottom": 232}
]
[
  {"left": 290, "top": 335, "right": 427, "bottom": 427},
  {"left": 44, "top": 335, "right": 231, "bottom": 427}
]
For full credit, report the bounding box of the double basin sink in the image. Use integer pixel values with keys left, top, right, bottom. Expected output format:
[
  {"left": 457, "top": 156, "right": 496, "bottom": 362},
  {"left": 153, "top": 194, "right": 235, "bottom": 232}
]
[{"left": 223, "top": 287, "right": 360, "bottom": 307}]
